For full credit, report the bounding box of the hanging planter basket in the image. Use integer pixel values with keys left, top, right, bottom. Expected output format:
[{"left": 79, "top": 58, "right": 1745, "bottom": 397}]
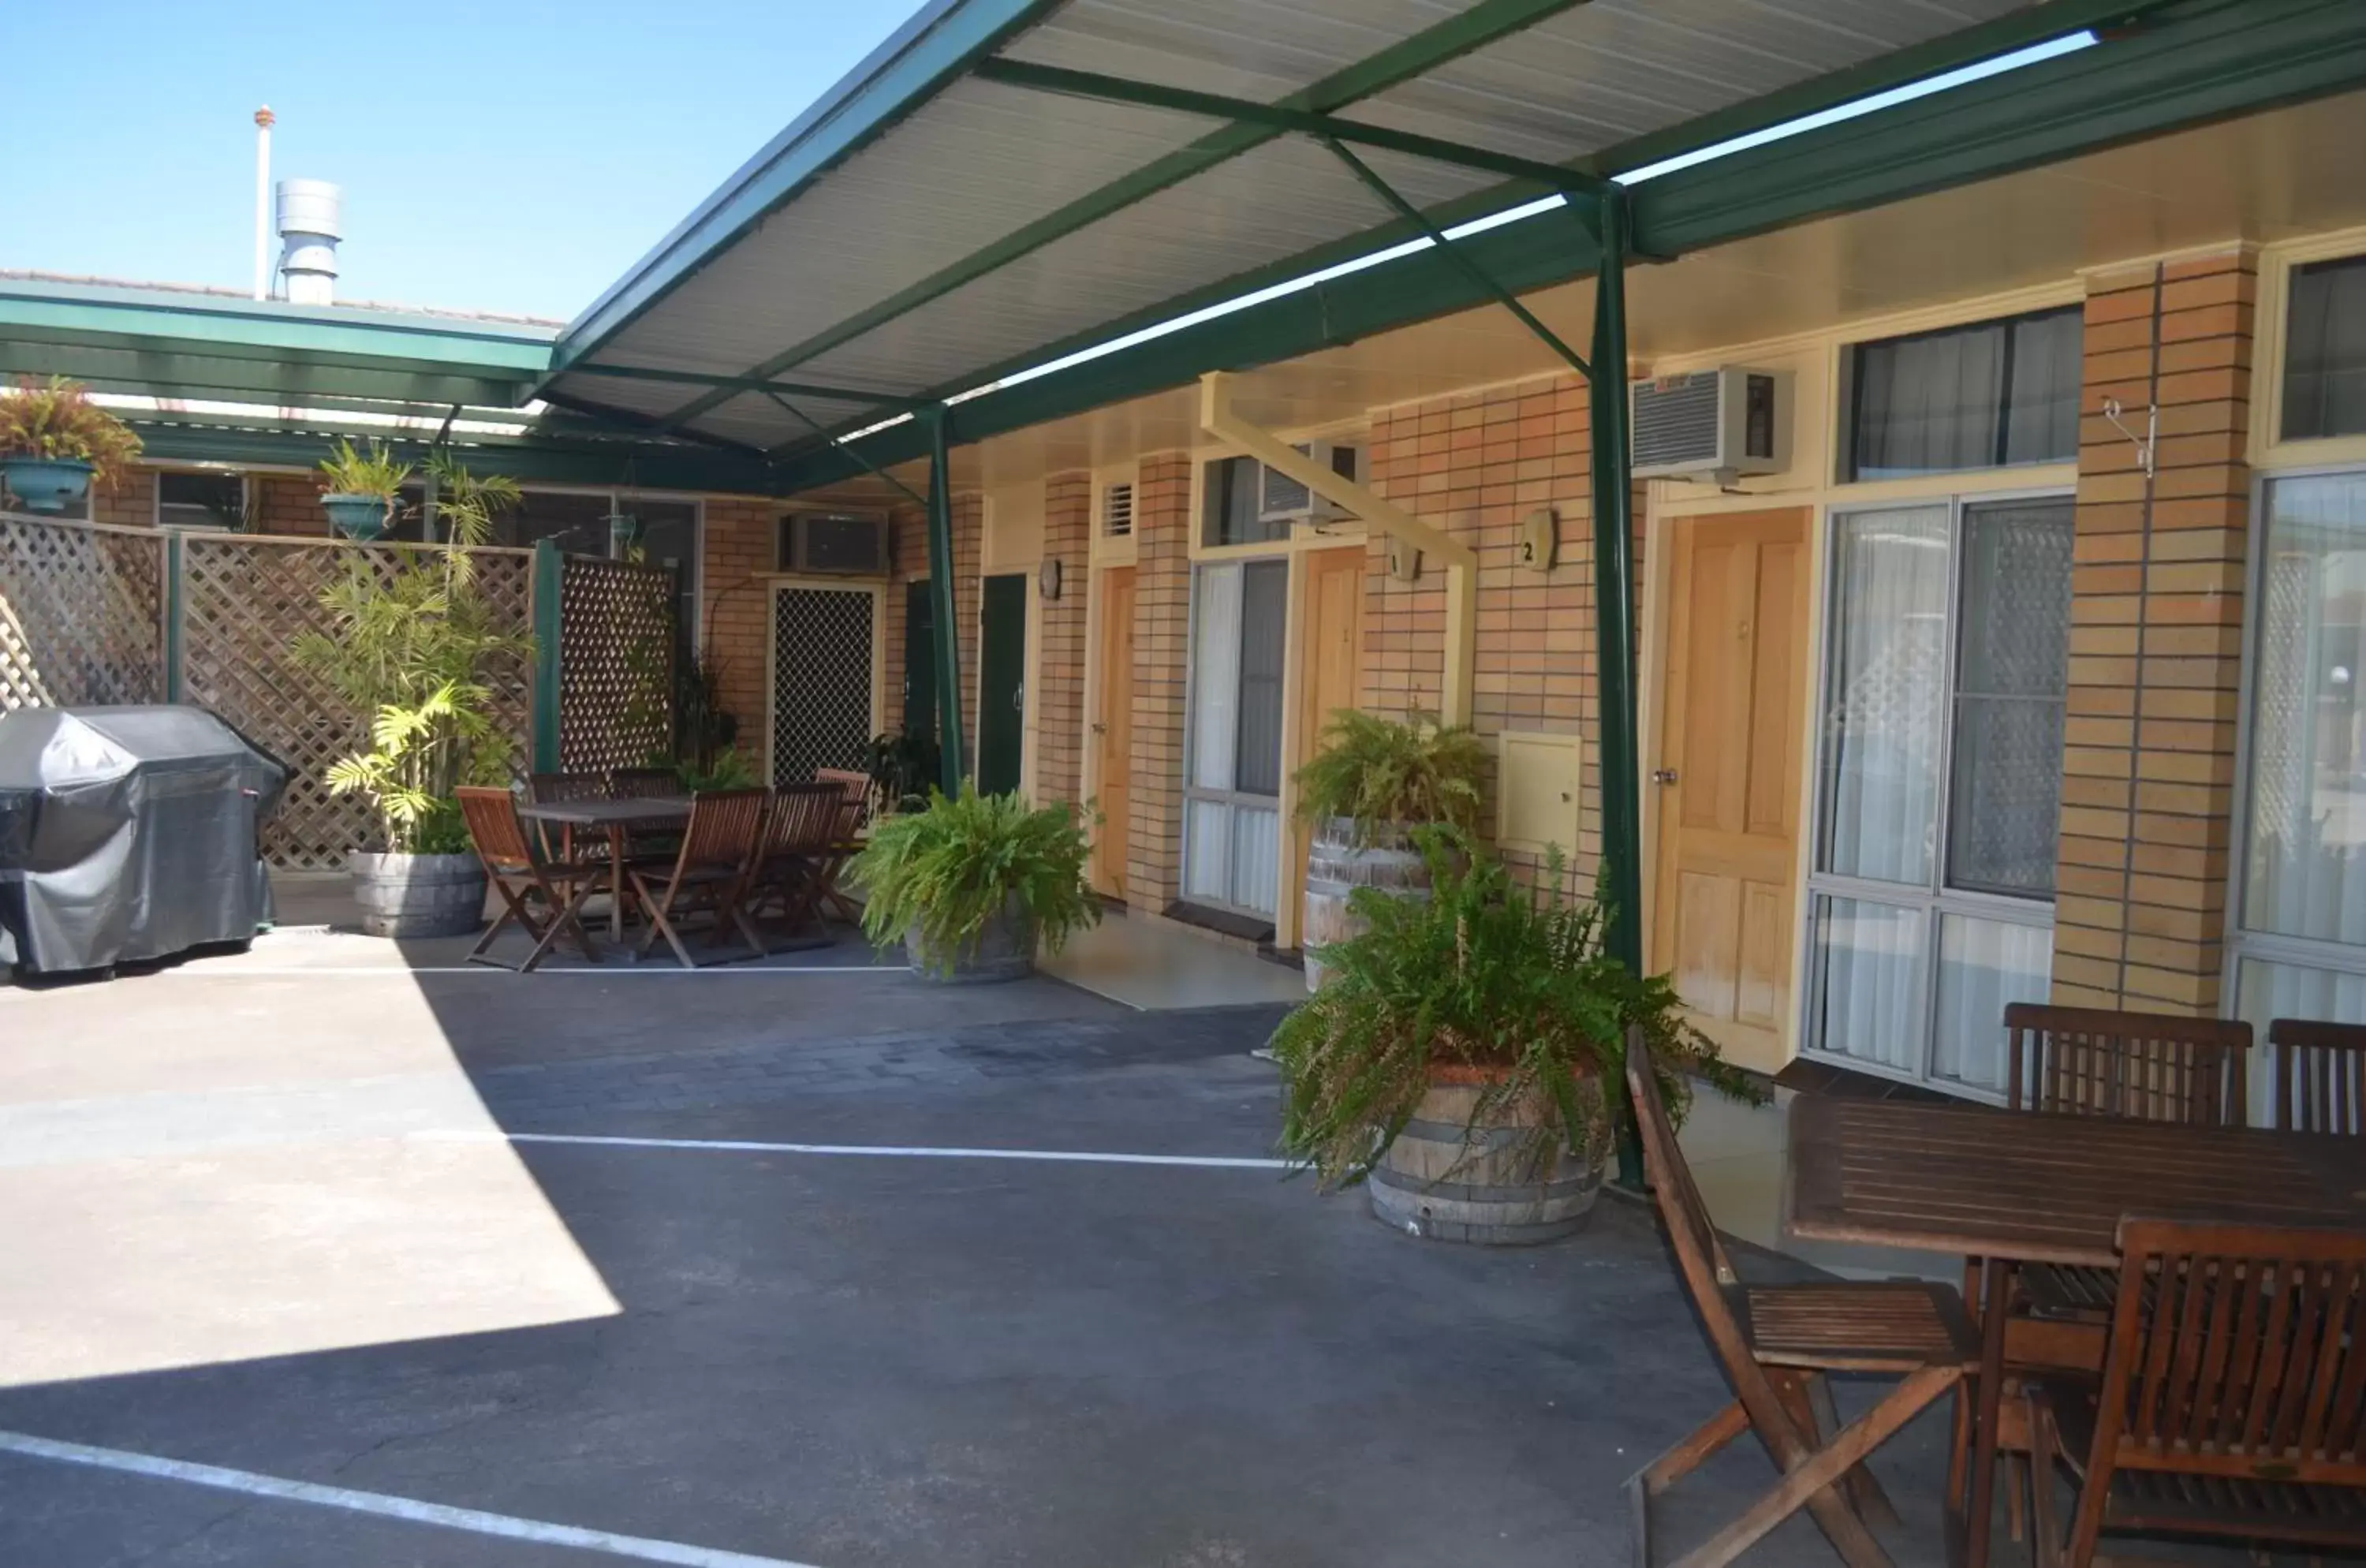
[
  {"left": 1, "top": 456, "right": 94, "bottom": 515},
  {"left": 323, "top": 493, "right": 392, "bottom": 541}
]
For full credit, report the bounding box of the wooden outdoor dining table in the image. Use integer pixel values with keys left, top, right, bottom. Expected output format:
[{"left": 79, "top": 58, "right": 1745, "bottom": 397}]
[
  {"left": 515, "top": 796, "right": 691, "bottom": 943},
  {"left": 1786, "top": 1096, "right": 2366, "bottom": 1567}
]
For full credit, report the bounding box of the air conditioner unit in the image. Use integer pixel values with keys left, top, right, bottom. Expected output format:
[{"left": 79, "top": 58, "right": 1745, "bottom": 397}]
[
  {"left": 1257, "top": 441, "right": 1362, "bottom": 525},
  {"left": 1629, "top": 368, "right": 1786, "bottom": 482},
  {"left": 778, "top": 510, "right": 889, "bottom": 574}
]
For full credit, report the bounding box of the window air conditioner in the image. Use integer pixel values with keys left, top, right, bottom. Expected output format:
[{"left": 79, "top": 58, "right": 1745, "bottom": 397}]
[
  {"left": 779, "top": 510, "right": 889, "bottom": 574},
  {"left": 1629, "top": 368, "right": 1786, "bottom": 482},
  {"left": 1256, "top": 441, "right": 1362, "bottom": 525}
]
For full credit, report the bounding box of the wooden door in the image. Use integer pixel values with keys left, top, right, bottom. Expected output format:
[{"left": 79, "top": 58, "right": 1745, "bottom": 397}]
[
  {"left": 977, "top": 573, "right": 1028, "bottom": 796},
  {"left": 1092, "top": 566, "right": 1136, "bottom": 896},
  {"left": 1292, "top": 548, "right": 1367, "bottom": 920},
  {"left": 1651, "top": 510, "right": 1812, "bottom": 1075}
]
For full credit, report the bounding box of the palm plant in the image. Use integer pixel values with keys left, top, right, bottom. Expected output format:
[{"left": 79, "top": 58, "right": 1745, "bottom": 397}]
[
  {"left": 292, "top": 457, "right": 533, "bottom": 853},
  {"left": 317, "top": 437, "right": 413, "bottom": 500}
]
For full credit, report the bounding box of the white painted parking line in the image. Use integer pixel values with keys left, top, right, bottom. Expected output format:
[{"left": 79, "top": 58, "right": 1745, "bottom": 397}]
[
  {"left": 442, "top": 1129, "right": 1290, "bottom": 1170},
  {"left": 0, "top": 1429, "right": 829, "bottom": 1567},
  {"left": 155, "top": 965, "right": 912, "bottom": 976}
]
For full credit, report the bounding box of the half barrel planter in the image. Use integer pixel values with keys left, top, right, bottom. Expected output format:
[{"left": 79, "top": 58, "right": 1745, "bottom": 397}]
[
  {"left": 909, "top": 898, "right": 1036, "bottom": 984},
  {"left": 1369, "top": 1065, "right": 1603, "bottom": 1245},
  {"left": 349, "top": 851, "right": 487, "bottom": 939},
  {"left": 1302, "top": 818, "right": 1445, "bottom": 992}
]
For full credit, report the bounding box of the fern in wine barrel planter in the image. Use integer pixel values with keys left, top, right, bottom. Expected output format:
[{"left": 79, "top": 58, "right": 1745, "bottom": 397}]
[{"left": 851, "top": 787, "right": 1098, "bottom": 982}]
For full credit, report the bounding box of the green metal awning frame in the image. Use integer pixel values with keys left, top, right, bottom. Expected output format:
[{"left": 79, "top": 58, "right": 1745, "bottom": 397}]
[
  {"left": 0, "top": 278, "right": 789, "bottom": 491},
  {"left": 532, "top": 0, "right": 2366, "bottom": 979}
]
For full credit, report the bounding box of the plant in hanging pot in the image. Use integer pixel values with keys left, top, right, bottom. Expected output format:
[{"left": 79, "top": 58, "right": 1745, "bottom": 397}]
[
  {"left": 850, "top": 786, "right": 1098, "bottom": 982},
  {"left": 0, "top": 376, "right": 143, "bottom": 515},
  {"left": 315, "top": 436, "right": 414, "bottom": 541},
  {"left": 1270, "top": 829, "right": 1763, "bottom": 1245},
  {"left": 292, "top": 457, "right": 532, "bottom": 937},
  {"left": 1293, "top": 707, "right": 1488, "bottom": 991}
]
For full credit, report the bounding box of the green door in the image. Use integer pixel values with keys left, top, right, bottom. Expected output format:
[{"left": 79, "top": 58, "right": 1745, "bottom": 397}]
[
  {"left": 977, "top": 573, "right": 1028, "bottom": 796},
  {"left": 903, "top": 580, "right": 937, "bottom": 745}
]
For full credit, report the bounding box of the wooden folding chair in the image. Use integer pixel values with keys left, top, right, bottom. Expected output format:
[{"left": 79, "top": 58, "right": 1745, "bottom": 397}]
[
  {"left": 2004, "top": 1005, "right": 2254, "bottom": 1320},
  {"left": 626, "top": 787, "right": 767, "bottom": 968},
  {"left": 610, "top": 767, "right": 681, "bottom": 798},
  {"left": 1625, "top": 1029, "right": 1979, "bottom": 1568},
  {"left": 743, "top": 783, "right": 843, "bottom": 943},
  {"left": 456, "top": 786, "right": 604, "bottom": 973},
  {"left": 2267, "top": 1017, "right": 2366, "bottom": 1135},
  {"left": 2025, "top": 1218, "right": 2366, "bottom": 1566},
  {"left": 528, "top": 771, "right": 609, "bottom": 861},
  {"left": 812, "top": 767, "right": 875, "bottom": 925}
]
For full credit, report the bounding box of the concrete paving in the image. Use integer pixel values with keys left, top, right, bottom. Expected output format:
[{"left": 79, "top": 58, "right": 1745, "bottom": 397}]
[{"left": 0, "top": 885, "right": 2002, "bottom": 1567}]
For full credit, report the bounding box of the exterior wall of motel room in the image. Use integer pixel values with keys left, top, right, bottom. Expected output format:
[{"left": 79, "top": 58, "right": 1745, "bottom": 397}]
[{"left": 822, "top": 220, "right": 2366, "bottom": 1104}]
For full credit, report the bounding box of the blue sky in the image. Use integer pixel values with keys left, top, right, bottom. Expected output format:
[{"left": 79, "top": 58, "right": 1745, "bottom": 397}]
[{"left": 0, "top": 2, "right": 918, "bottom": 322}]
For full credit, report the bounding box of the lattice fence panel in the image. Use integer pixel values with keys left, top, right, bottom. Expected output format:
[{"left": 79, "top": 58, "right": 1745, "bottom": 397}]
[
  {"left": 559, "top": 554, "right": 674, "bottom": 775},
  {"left": 0, "top": 513, "right": 166, "bottom": 711},
  {"left": 178, "top": 536, "right": 535, "bottom": 870}
]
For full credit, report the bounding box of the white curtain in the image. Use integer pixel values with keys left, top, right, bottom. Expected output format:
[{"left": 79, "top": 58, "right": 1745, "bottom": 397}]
[
  {"left": 1232, "top": 807, "right": 1281, "bottom": 917},
  {"left": 1189, "top": 565, "right": 1241, "bottom": 793},
  {"left": 2244, "top": 476, "right": 2366, "bottom": 950},
  {"left": 1931, "top": 915, "right": 2051, "bottom": 1092},
  {"left": 1853, "top": 327, "right": 2004, "bottom": 478},
  {"left": 1821, "top": 506, "right": 1949, "bottom": 886},
  {"left": 1814, "top": 898, "right": 1922, "bottom": 1073}
]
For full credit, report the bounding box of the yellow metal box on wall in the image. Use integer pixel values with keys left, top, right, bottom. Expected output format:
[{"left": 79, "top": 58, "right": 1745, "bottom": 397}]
[{"left": 1496, "top": 730, "right": 1584, "bottom": 858}]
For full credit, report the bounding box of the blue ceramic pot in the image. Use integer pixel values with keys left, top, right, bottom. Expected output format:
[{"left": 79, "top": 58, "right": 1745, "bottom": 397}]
[
  {"left": 2, "top": 457, "right": 95, "bottom": 515},
  {"left": 323, "top": 493, "right": 391, "bottom": 541}
]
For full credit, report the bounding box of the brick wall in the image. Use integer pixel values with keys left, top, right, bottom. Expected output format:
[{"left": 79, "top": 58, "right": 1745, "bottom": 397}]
[
  {"left": 91, "top": 469, "right": 153, "bottom": 527},
  {"left": 2050, "top": 249, "right": 2254, "bottom": 1014},
  {"left": 1360, "top": 371, "right": 1627, "bottom": 891},
  {"left": 1127, "top": 453, "right": 1192, "bottom": 912},
  {"left": 699, "top": 496, "right": 776, "bottom": 771},
  {"left": 1035, "top": 472, "right": 1091, "bottom": 807}
]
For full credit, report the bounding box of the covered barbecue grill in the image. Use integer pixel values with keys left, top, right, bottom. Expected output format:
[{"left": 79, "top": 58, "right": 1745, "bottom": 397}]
[{"left": 0, "top": 705, "right": 283, "bottom": 976}]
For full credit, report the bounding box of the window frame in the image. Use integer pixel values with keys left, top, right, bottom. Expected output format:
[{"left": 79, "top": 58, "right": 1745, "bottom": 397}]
[
  {"left": 2224, "top": 458, "right": 2366, "bottom": 1020},
  {"left": 152, "top": 469, "right": 248, "bottom": 532},
  {"left": 1839, "top": 304, "right": 2084, "bottom": 484},
  {"left": 1799, "top": 484, "right": 2073, "bottom": 1099}
]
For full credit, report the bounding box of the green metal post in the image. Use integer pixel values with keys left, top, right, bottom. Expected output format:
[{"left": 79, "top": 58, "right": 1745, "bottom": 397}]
[
  {"left": 162, "top": 532, "right": 185, "bottom": 704},
  {"left": 530, "top": 537, "right": 563, "bottom": 774},
  {"left": 1588, "top": 188, "right": 1647, "bottom": 1190},
  {"left": 926, "top": 405, "right": 967, "bottom": 797}
]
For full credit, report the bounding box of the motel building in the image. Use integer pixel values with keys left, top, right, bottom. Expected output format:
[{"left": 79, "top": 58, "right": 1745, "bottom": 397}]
[{"left": 8, "top": 0, "right": 2366, "bottom": 1113}]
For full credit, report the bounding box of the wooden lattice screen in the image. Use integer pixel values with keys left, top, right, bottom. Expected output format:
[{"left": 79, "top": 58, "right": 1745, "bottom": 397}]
[
  {"left": 177, "top": 536, "right": 536, "bottom": 870},
  {"left": 0, "top": 514, "right": 166, "bottom": 711},
  {"left": 558, "top": 554, "right": 675, "bottom": 775}
]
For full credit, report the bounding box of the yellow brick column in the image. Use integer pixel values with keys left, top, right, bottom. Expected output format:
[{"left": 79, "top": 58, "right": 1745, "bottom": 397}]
[
  {"left": 2051, "top": 250, "right": 2255, "bottom": 1014},
  {"left": 1126, "top": 453, "right": 1193, "bottom": 913}
]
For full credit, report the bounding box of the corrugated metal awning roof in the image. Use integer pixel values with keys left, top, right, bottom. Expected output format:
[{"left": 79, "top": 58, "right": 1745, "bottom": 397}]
[{"left": 542, "top": 0, "right": 2101, "bottom": 457}]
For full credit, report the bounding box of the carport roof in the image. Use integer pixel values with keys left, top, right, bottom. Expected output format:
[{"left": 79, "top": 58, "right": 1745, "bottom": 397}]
[{"left": 542, "top": 0, "right": 2155, "bottom": 459}]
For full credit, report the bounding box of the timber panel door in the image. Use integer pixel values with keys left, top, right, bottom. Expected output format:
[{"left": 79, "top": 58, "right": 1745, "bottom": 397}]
[
  {"left": 1291, "top": 547, "right": 1366, "bottom": 917},
  {"left": 1651, "top": 509, "right": 1812, "bottom": 1075},
  {"left": 1092, "top": 566, "right": 1136, "bottom": 896},
  {"left": 977, "top": 573, "right": 1028, "bottom": 797}
]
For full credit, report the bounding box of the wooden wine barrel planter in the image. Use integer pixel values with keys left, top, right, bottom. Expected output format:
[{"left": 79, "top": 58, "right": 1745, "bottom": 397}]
[
  {"left": 1368, "top": 1067, "right": 1602, "bottom": 1246},
  {"left": 1303, "top": 818, "right": 1436, "bottom": 992}
]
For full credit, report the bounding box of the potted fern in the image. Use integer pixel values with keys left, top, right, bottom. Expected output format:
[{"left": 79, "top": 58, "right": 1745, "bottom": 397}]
[
  {"left": 850, "top": 786, "right": 1098, "bottom": 982},
  {"left": 1271, "top": 830, "right": 1760, "bottom": 1245},
  {"left": 0, "top": 376, "right": 143, "bottom": 515},
  {"left": 316, "top": 437, "right": 414, "bottom": 541},
  {"left": 293, "top": 457, "right": 530, "bottom": 936},
  {"left": 1293, "top": 708, "right": 1487, "bottom": 991}
]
